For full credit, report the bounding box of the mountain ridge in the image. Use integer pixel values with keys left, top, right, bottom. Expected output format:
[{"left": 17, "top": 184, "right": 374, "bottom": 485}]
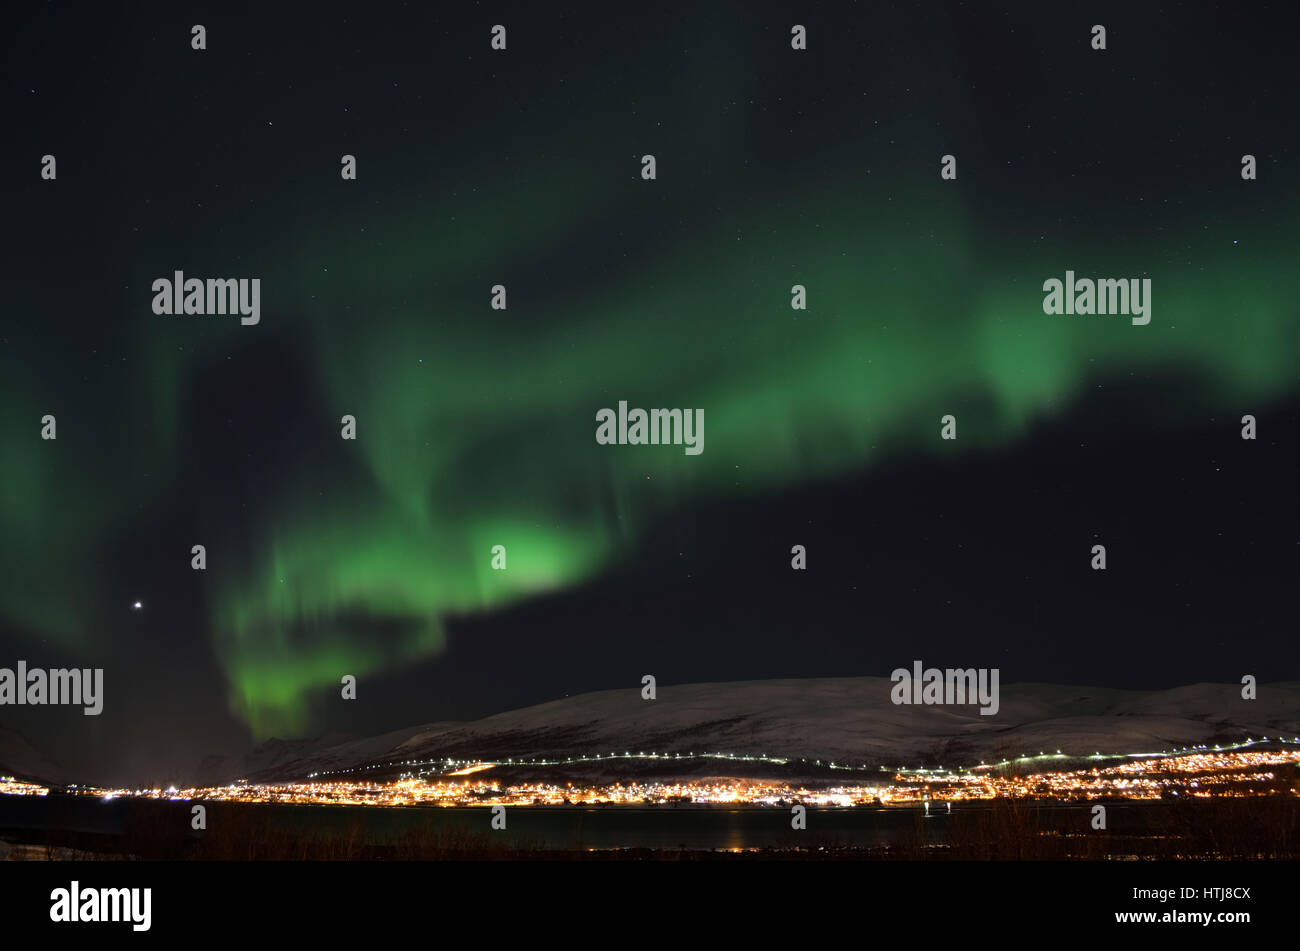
[{"left": 216, "top": 677, "right": 1300, "bottom": 784}]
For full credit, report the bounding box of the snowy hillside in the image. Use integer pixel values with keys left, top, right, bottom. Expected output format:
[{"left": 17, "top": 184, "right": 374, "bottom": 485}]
[{"left": 231, "top": 677, "right": 1300, "bottom": 782}]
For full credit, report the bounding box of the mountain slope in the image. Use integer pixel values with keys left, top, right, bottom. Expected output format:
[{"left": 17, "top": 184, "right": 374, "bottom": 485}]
[{"left": 233, "top": 677, "right": 1300, "bottom": 781}]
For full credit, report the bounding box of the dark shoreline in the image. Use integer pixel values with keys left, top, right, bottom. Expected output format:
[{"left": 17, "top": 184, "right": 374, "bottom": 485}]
[{"left": 3, "top": 794, "right": 1296, "bottom": 860}]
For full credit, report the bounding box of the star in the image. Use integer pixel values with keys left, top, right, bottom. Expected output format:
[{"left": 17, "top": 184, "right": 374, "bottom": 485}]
[{"left": 132, "top": 601, "right": 143, "bottom": 610}]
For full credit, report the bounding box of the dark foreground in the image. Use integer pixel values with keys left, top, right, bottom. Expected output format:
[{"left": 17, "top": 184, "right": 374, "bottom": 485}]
[{"left": 2, "top": 793, "right": 1297, "bottom": 860}]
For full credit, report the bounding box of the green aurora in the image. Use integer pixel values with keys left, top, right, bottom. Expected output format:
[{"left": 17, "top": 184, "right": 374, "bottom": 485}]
[{"left": 4, "top": 11, "right": 1297, "bottom": 737}]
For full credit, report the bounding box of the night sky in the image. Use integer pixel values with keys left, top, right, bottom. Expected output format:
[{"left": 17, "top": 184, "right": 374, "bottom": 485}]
[{"left": 3, "top": 1, "right": 1298, "bottom": 785}]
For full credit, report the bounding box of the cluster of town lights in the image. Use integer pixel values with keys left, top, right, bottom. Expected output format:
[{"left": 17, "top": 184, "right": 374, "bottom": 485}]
[{"left": 6, "top": 739, "right": 1292, "bottom": 809}]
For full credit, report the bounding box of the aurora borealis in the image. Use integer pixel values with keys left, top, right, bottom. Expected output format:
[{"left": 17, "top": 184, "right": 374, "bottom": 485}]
[{"left": 3, "top": 1, "right": 1298, "bottom": 784}]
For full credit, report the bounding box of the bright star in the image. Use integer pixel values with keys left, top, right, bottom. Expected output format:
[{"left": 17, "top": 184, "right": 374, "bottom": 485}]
[{"left": 132, "top": 601, "right": 142, "bottom": 610}]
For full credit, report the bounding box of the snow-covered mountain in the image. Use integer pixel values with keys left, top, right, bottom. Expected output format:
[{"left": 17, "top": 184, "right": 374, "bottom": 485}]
[{"left": 222, "top": 677, "right": 1300, "bottom": 783}]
